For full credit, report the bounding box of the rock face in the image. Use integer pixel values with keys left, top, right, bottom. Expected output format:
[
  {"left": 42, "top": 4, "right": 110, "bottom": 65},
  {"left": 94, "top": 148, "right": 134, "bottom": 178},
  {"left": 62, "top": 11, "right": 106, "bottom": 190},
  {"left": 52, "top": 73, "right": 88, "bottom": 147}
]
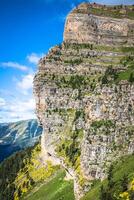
[
  {"left": 64, "top": 3, "right": 134, "bottom": 46},
  {"left": 34, "top": 3, "right": 134, "bottom": 199}
]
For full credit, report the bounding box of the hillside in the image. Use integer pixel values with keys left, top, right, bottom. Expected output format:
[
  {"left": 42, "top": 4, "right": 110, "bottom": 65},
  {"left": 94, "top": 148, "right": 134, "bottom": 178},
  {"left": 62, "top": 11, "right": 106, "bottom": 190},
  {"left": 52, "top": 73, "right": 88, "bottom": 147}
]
[
  {"left": 33, "top": 2, "right": 134, "bottom": 199},
  {"left": 0, "top": 142, "right": 74, "bottom": 200},
  {"left": 0, "top": 119, "right": 42, "bottom": 162},
  {"left": 23, "top": 154, "right": 134, "bottom": 200},
  {"left": 82, "top": 154, "right": 134, "bottom": 200},
  {"left": 1, "top": 142, "right": 134, "bottom": 200},
  {"left": 23, "top": 170, "right": 74, "bottom": 200}
]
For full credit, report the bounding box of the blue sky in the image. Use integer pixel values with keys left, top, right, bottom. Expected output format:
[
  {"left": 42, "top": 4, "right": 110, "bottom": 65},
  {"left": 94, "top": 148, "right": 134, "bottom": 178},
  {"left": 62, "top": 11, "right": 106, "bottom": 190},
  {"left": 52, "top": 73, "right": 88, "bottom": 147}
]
[{"left": 0, "top": 0, "right": 133, "bottom": 123}]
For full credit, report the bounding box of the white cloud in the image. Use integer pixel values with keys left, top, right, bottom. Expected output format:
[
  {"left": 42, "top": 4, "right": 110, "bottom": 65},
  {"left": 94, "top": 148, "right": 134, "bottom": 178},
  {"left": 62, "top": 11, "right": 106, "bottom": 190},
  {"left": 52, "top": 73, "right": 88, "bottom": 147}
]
[
  {"left": 17, "top": 74, "right": 34, "bottom": 95},
  {"left": 0, "top": 53, "right": 42, "bottom": 122},
  {"left": 0, "top": 97, "right": 6, "bottom": 107},
  {"left": 9, "top": 98, "right": 35, "bottom": 113},
  {"left": 0, "top": 97, "right": 36, "bottom": 123},
  {"left": 1, "top": 62, "right": 29, "bottom": 71},
  {"left": 27, "top": 53, "right": 43, "bottom": 65}
]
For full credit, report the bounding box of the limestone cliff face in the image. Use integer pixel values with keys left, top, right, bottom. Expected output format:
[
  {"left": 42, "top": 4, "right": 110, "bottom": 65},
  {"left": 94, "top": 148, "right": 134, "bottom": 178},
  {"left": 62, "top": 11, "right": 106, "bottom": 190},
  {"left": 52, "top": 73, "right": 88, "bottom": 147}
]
[
  {"left": 64, "top": 3, "right": 134, "bottom": 46},
  {"left": 34, "top": 3, "right": 134, "bottom": 199}
]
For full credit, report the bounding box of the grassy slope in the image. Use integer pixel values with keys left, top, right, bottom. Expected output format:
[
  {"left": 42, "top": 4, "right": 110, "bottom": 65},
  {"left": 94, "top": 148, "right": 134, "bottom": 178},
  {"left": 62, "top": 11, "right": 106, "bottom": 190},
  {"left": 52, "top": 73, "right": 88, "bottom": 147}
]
[
  {"left": 0, "top": 142, "right": 75, "bottom": 200},
  {"left": 23, "top": 170, "right": 75, "bottom": 200},
  {"left": 0, "top": 139, "right": 134, "bottom": 200},
  {"left": 21, "top": 154, "right": 134, "bottom": 200},
  {"left": 82, "top": 154, "right": 134, "bottom": 200}
]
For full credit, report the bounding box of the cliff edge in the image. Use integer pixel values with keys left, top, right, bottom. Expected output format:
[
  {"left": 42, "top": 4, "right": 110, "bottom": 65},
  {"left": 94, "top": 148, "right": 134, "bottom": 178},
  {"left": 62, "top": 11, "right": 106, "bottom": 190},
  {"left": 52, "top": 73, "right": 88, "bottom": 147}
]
[{"left": 33, "top": 3, "right": 134, "bottom": 199}]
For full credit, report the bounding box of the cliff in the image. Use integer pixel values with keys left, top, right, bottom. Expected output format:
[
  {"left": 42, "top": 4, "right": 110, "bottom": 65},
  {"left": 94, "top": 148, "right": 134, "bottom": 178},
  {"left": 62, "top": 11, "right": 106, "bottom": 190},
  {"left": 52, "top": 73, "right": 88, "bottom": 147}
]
[
  {"left": 64, "top": 3, "right": 134, "bottom": 46},
  {"left": 33, "top": 3, "right": 134, "bottom": 199}
]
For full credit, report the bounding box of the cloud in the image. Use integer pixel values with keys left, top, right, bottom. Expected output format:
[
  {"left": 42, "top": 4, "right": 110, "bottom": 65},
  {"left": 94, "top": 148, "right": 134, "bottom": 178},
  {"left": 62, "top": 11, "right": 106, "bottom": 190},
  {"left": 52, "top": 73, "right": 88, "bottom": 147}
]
[
  {"left": 9, "top": 98, "right": 35, "bottom": 113},
  {"left": 0, "top": 97, "right": 36, "bottom": 123},
  {"left": 17, "top": 74, "right": 34, "bottom": 95},
  {"left": 1, "top": 62, "right": 29, "bottom": 71},
  {"left": 27, "top": 53, "right": 43, "bottom": 65},
  {"left": 0, "top": 97, "right": 6, "bottom": 107}
]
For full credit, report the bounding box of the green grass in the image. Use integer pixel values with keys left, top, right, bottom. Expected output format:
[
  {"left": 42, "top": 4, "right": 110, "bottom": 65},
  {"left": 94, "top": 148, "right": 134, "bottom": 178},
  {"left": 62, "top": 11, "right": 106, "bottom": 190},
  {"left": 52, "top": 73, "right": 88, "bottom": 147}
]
[
  {"left": 76, "top": 5, "right": 134, "bottom": 19},
  {"left": 81, "top": 154, "right": 134, "bottom": 200},
  {"left": 118, "top": 69, "right": 132, "bottom": 81},
  {"left": 90, "top": 7, "right": 134, "bottom": 19},
  {"left": 24, "top": 170, "right": 75, "bottom": 200},
  {"left": 113, "top": 155, "right": 134, "bottom": 182},
  {"left": 121, "top": 47, "right": 134, "bottom": 53}
]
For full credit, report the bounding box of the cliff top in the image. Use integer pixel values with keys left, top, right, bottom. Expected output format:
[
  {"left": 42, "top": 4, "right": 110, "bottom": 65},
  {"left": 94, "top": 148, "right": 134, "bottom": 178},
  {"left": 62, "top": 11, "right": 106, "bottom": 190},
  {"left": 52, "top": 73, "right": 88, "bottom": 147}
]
[
  {"left": 72, "top": 3, "right": 134, "bottom": 19},
  {"left": 64, "top": 3, "right": 134, "bottom": 45}
]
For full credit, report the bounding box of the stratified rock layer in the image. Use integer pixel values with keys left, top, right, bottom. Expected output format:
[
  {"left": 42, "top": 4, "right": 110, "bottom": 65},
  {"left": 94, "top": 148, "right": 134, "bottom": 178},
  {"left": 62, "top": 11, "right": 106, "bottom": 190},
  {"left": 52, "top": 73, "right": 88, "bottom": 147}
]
[
  {"left": 34, "top": 3, "right": 134, "bottom": 199},
  {"left": 64, "top": 3, "right": 134, "bottom": 46}
]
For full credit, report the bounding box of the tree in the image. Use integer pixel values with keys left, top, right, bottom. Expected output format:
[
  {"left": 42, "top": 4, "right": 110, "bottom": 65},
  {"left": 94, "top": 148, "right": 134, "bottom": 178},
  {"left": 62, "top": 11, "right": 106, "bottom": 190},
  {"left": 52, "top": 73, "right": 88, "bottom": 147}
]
[
  {"left": 120, "top": 174, "right": 128, "bottom": 192},
  {"left": 102, "top": 75, "right": 108, "bottom": 84},
  {"left": 108, "top": 165, "right": 114, "bottom": 188},
  {"left": 130, "top": 190, "right": 134, "bottom": 200},
  {"left": 18, "top": 187, "right": 22, "bottom": 197},
  {"left": 100, "top": 185, "right": 106, "bottom": 200},
  {"left": 129, "top": 72, "right": 134, "bottom": 83}
]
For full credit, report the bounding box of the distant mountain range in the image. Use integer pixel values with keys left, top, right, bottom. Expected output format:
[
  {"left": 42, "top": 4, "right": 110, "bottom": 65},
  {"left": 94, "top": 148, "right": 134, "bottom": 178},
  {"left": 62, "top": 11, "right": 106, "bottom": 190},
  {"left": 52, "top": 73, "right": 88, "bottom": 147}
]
[{"left": 0, "top": 119, "right": 42, "bottom": 162}]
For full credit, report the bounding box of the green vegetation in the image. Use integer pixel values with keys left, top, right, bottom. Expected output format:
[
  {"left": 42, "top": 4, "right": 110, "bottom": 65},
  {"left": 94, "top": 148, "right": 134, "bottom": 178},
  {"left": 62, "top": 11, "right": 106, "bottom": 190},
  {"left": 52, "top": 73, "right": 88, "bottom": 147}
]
[
  {"left": 23, "top": 170, "right": 74, "bottom": 200},
  {"left": 76, "top": 5, "right": 134, "bottom": 19},
  {"left": 101, "top": 55, "right": 134, "bottom": 84},
  {"left": 57, "top": 130, "right": 83, "bottom": 167},
  {"left": 55, "top": 75, "right": 90, "bottom": 89},
  {"left": 91, "top": 120, "right": 114, "bottom": 129},
  {"left": 101, "top": 66, "right": 118, "bottom": 84},
  {"left": 0, "top": 145, "right": 34, "bottom": 200},
  {"left": 0, "top": 143, "right": 60, "bottom": 200},
  {"left": 115, "top": 56, "right": 134, "bottom": 83},
  {"left": 50, "top": 74, "right": 99, "bottom": 91},
  {"left": 117, "top": 70, "right": 134, "bottom": 82},
  {"left": 64, "top": 58, "right": 83, "bottom": 65},
  {"left": 82, "top": 154, "right": 134, "bottom": 200},
  {"left": 120, "top": 56, "right": 134, "bottom": 68},
  {"left": 46, "top": 108, "right": 76, "bottom": 118},
  {"left": 64, "top": 42, "right": 134, "bottom": 54},
  {"left": 121, "top": 47, "right": 134, "bottom": 53},
  {"left": 89, "top": 6, "right": 134, "bottom": 19},
  {"left": 55, "top": 108, "right": 86, "bottom": 188},
  {"left": 63, "top": 42, "right": 93, "bottom": 50},
  {"left": 75, "top": 110, "right": 85, "bottom": 121},
  {"left": 56, "top": 109, "right": 84, "bottom": 167}
]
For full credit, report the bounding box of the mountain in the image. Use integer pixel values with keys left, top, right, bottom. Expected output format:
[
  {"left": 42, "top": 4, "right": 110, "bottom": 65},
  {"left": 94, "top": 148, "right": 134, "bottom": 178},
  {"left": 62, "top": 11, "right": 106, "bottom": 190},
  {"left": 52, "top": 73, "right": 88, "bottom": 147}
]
[
  {"left": 33, "top": 3, "right": 134, "bottom": 199},
  {"left": 0, "top": 3, "right": 134, "bottom": 200},
  {"left": 0, "top": 119, "right": 42, "bottom": 162}
]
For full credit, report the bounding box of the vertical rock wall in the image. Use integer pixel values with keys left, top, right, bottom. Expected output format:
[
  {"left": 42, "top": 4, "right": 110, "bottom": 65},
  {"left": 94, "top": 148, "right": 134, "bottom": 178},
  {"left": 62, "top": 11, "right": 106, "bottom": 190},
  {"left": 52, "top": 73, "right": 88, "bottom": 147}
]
[{"left": 34, "top": 3, "right": 134, "bottom": 199}]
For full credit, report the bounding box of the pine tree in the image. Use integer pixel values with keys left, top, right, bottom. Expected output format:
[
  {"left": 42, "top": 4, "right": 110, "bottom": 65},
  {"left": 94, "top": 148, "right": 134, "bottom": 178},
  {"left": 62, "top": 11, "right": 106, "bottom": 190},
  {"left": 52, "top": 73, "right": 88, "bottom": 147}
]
[
  {"left": 108, "top": 165, "right": 114, "bottom": 188},
  {"left": 100, "top": 185, "right": 106, "bottom": 200},
  {"left": 129, "top": 72, "right": 134, "bottom": 83},
  {"left": 120, "top": 174, "right": 128, "bottom": 192}
]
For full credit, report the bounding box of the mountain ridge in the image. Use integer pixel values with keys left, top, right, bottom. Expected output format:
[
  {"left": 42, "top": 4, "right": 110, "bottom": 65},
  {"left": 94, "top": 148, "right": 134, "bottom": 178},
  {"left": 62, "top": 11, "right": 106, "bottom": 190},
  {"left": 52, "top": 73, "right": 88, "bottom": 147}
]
[{"left": 0, "top": 119, "right": 42, "bottom": 162}]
